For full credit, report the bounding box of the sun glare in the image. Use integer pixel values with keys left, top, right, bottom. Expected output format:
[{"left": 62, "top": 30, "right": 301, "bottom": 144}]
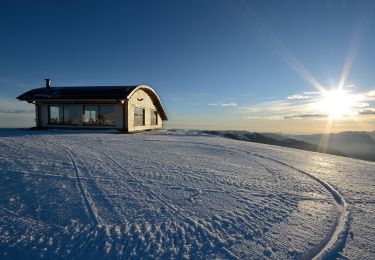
[{"left": 319, "top": 89, "right": 357, "bottom": 119}]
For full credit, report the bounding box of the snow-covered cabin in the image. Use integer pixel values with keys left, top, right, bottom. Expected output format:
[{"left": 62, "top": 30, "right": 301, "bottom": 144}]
[{"left": 17, "top": 79, "right": 167, "bottom": 132}]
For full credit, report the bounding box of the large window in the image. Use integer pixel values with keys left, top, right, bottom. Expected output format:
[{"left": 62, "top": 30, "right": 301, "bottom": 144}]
[
  {"left": 151, "top": 110, "right": 158, "bottom": 125},
  {"left": 49, "top": 105, "right": 78, "bottom": 125},
  {"left": 99, "top": 105, "right": 115, "bottom": 125},
  {"left": 84, "top": 105, "right": 115, "bottom": 125},
  {"left": 63, "top": 105, "right": 78, "bottom": 124},
  {"left": 84, "top": 105, "right": 99, "bottom": 124},
  {"left": 49, "top": 105, "right": 63, "bottom": 124},
  {"left": 134, "top": 107, "right": 145, "bottom": 126}
]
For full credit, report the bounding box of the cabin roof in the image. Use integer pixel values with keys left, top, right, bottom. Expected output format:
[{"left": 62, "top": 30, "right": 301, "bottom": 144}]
[
  {"left": 17, "top": 86, "right": 138, "bottom": 100},
  {"left": 17, "top": 85, "right": 167, "bottom": 120}
]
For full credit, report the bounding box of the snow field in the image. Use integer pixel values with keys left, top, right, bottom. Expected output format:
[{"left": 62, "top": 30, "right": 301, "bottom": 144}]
[{"left": 0, "top": 130, "right": 373, "bottom": 258}]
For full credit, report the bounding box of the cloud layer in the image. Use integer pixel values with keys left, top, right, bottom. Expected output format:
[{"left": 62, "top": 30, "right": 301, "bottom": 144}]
[
  {"left": 283, "top": 113, "right": 328, "bottom": 119},
  {"left": 287, "top": 94, "right": 310, "bottom": 100},
  {"left": 209, "top": 102, "right": 237, "bottom": 107},
  {"left": 244, "top": 87, "right": 375, "bottom": 120}
]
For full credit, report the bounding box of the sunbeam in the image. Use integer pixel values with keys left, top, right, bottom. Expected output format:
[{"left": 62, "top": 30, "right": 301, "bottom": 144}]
[
  {"left": 239, "top": 0, "right": 326, "bottom": 93},
  {"left": 338, "top": 3, "right": 373, "bottom": 91}
]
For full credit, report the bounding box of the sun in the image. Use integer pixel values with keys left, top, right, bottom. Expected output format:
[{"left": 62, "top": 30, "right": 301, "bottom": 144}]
[{"left": 319, "top": 89, "right": 357, "bottom": 119}]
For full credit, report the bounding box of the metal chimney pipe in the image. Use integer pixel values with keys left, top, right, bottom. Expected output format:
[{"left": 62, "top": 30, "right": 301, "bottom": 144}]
[{"left": 45, "top": 79, "right": 51, "bottom": 88}]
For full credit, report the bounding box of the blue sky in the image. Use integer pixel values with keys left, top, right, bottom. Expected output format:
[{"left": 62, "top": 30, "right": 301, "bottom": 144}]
[{"left": 1, "top": 0, "right": 375, "bottom": 133}]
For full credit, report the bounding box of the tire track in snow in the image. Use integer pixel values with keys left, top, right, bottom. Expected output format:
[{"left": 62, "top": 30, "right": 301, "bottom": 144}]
[
  {"left": 158, "top": 139, "right": 350, "bottom": 259},
  {"left": 53, "top": 142, "right": 99, "bottom": 227},
  {"left": 250, "top": 152, "right": 350, "bottom": 260},
  {"left": 201, "top": 140, "right": 350, "bottom": 259},
  {"left": 76, "top": 141, "right": 239, "bottom": 259},
  {"left": 61, "top": 140, "right": 138, "bottom": 225}
]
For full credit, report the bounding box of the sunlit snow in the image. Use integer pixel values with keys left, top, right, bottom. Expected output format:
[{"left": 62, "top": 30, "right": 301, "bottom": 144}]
[{"left": 0, "top": 129, "right": 374, "bottom": 259}]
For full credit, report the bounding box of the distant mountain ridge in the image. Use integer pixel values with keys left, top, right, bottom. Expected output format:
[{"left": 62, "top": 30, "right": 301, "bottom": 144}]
[
  {"left": 193, "top": 130, "right": 375, "bottom": 162},
  {"left": 289, "top": 131, "right": 375, "bottom": 162},
  {"left": 200, "top": 130, "right": 346, "bottom": 157}
]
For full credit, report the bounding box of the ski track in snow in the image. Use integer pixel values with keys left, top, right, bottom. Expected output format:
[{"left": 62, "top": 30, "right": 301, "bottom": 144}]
[
  {"left": 75, "top": 141, "right": 238, "bottom": 259},
  {"left": 161, "top": 139, "right": 349, "bottom": 259},
  {"left": 56, "top": 143, "right": 100, "bottom": 226},
  {"left": 141, "top": 138, "right": 349, "bottom": 259},
  {"left": 248, "top": 152, "right": 349, "bottom": 259},
  {"left": 0, "top": 130, "right": 374, "bottom": 259}
]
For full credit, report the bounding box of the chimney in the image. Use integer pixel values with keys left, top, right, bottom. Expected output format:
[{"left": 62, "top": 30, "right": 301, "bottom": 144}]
[{"left": 45, "top": 79, "right": 51, "bottom": 88}]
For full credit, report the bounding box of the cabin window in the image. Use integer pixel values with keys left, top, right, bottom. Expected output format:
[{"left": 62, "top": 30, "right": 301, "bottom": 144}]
[
  {"left": 151, "top": 110, "right": 158, "bottom": 125},
  {"left": 83, "top": 105, "right": 115, "bottom": 125},
  {"left": 84, "top": 105, "right": 99, "bottom": 124},
  {"left": 63, "top": 105, "right": 78, "bottom": 124},
  {"left": 49, "top": 105, "right": 63, "bottom": 124},
  {"left": 99, "top": 105, "right": 115, "bottom": 125},
  {"left": 48, "top": 105, "right": 78, "bottom": 125},
  {"left": 134, "top": 107, "right": 145, "bottom": 126}
]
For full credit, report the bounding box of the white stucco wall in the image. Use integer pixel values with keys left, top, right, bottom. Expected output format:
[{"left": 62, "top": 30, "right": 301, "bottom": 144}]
[{"left": 127, "top": 89, "right": 163, "bottom": 132}]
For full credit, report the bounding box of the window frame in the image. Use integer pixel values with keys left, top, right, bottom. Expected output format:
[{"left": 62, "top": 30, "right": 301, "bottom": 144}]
[
  {"left": 83, "top": 105, "right": 100, "bottom": 125},
  {"left": 63, "top": 105, "right": 78, "bottom": 125},
  {"left": 48, "top": 104, "right": 78, "bottom": 125},
  {"left": 83, "top": 105, "right": 116, "bottom": 126},
  {"left": 151, "top": 109, "right": 158, "bottom": 125},
  {"left": 98, "top": 105, "right": 116, "bottom": 126},
  {"left": 134, "top": 107, "right": 145, "bottom": 126}
]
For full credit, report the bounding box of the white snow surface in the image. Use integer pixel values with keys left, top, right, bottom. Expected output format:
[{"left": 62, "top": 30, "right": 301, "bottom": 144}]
[{"left": 0, "top": 129, "right": 374, "bottom": 259}]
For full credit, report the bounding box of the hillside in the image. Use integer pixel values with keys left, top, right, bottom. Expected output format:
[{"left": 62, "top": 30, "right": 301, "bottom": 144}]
[
  {"left": 200, "top": 130, "right": 346, "bottom": 157},
  {"left": 0, "top": 129, "right": 374, "bottom": 259},
  {"left": 291, "top": 131, "right": 375, "bottom": 162},
  {"left": 194, "top": 129, "right": 375, "bottom": 162}
]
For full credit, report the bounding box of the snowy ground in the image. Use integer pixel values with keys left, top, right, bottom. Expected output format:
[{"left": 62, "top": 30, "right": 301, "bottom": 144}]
[{"left": 0, "top": 129, "right": 374, "bottom": 259}]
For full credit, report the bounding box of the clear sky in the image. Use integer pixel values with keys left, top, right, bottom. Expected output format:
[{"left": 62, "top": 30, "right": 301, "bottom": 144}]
[{"left": 1, "top": 0, "right": 375, "bottom": 133}]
